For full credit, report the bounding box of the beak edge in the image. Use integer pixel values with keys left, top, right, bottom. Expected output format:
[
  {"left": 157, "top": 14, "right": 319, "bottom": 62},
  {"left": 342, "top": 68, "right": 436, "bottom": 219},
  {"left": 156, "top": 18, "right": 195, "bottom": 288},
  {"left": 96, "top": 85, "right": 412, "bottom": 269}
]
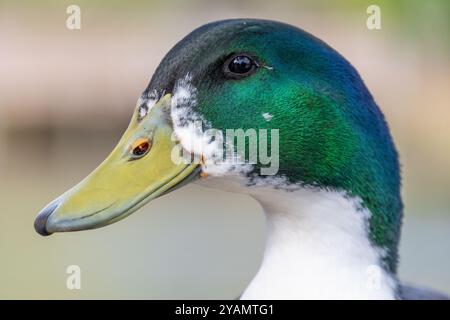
[{"left": 34, "top": 200, "right": 60, "bottom": 236}]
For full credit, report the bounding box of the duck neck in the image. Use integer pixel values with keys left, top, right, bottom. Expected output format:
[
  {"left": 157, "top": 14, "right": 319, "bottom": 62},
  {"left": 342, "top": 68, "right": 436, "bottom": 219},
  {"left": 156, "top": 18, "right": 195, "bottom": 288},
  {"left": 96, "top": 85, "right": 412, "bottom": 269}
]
[{"left": 241, "top": 186, "right": 398, "bottom": 299}]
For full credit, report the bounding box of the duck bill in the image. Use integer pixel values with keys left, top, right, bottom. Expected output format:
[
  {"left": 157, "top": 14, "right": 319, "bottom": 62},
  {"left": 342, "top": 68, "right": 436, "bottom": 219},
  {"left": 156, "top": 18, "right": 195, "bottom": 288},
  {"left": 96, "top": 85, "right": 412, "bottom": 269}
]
[{"left": 34, "top": 94, "right": 200, "bottom": 236}]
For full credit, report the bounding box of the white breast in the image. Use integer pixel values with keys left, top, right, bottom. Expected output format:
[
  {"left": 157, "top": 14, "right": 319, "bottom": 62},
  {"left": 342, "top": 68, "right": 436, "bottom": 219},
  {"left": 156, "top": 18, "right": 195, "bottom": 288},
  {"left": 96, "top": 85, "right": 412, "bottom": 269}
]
[
  {"left": 198, "top": 176, "right": 397, "bottom": 299},
  {"left": 242, "top": 187, "right": 397, "bottom": 299}
]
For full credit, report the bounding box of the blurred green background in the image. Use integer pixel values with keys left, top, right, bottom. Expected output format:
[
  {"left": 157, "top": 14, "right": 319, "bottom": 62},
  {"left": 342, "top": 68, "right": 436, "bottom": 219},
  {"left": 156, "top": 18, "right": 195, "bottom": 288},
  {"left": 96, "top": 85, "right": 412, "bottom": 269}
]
[{"left": 0, "top": 0, "right": 449, "bottom": 298}]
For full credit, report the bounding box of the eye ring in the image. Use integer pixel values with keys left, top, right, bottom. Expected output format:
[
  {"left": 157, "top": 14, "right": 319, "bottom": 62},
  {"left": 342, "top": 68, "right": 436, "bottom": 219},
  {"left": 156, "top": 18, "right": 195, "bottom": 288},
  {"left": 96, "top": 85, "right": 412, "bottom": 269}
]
[
  {"left": 223, "top": 53, "right": 259, "bottom": 79},
  {"left": 130, "top": 138, "right": 151, "bottom": 159}
]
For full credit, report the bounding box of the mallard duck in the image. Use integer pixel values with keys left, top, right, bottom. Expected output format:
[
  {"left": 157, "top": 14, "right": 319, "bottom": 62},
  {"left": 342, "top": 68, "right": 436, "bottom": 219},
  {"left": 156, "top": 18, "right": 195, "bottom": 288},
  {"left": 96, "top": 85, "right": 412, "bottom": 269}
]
[{"left": 34, "top": 19, "right": 448, "bottom": 300}]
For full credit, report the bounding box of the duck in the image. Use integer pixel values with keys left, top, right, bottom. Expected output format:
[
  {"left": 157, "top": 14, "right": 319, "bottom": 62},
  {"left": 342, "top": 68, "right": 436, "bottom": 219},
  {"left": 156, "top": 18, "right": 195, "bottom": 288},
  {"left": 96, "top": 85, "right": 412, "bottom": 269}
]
[{"left": 34, "top": 19, "right": 448, "bottom": 300}]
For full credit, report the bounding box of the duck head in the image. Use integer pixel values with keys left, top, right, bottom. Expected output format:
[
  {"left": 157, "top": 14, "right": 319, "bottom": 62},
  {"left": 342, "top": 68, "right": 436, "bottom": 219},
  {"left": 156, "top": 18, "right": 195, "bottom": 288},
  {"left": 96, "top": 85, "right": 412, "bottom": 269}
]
[{"left": 35, "top": 19, "right": 402, "bottom": 273}]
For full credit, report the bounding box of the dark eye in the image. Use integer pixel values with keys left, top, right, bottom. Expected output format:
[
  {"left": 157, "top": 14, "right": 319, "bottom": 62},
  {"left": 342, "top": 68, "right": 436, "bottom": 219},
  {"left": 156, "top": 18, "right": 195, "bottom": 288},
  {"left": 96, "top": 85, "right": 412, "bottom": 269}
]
[
  {"left": 131, "top": 138, "right": 151, "bottom": 158},
  {"left": 224, "top": 54, "right": 258, "bottom": 79}
]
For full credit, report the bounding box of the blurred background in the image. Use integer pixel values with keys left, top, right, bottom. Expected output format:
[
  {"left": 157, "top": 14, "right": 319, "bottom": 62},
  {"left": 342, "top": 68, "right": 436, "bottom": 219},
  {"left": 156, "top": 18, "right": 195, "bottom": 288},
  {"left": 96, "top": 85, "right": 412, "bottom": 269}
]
[{"left": 0, "top": 0, "right": 449, "bottom": 299}]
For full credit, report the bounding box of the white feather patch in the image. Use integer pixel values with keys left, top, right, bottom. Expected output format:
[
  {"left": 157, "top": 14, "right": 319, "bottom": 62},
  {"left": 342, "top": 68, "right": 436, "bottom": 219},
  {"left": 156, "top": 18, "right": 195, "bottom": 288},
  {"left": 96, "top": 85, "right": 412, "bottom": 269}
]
[
  {"left": 240, "top": 186, "right": 397, "bottom": 299},
  {"left": 262, "top": 112, "right": 273, "bottom": 122},
  {"left": 170, "top": 74, "right": 252, "bottom": 177}
]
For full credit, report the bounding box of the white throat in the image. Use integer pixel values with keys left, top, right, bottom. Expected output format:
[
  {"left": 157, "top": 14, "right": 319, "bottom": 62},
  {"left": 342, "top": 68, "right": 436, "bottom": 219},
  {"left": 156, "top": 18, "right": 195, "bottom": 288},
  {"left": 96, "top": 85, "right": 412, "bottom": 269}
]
[{"left": 237, "top": 186, "right": 397, "bottom": 299}]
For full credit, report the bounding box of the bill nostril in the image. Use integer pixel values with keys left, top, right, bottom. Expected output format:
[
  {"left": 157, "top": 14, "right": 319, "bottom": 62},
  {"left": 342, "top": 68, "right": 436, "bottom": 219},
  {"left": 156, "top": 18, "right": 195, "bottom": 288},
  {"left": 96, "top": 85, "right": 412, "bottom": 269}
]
[{"left": 34, "top": 199, "right": 60, "bottom": 236}]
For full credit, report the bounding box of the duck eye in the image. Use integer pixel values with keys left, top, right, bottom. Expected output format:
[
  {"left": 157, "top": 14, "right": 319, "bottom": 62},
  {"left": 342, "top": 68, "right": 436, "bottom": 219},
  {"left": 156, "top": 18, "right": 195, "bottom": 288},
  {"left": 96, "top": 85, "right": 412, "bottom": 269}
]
[
  {"left": 131, "top": 138, "right": 151, "bottom": 158},
  {"left": 224, "top": 54, "right": 257, "bottom": 78}
]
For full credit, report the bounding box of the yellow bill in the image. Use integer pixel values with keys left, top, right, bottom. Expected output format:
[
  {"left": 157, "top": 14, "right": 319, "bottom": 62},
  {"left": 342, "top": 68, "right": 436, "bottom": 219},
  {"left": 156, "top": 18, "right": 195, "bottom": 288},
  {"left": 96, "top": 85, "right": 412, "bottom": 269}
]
[{"left": 34, "top": 94, "right": 200, "bottom": 236}]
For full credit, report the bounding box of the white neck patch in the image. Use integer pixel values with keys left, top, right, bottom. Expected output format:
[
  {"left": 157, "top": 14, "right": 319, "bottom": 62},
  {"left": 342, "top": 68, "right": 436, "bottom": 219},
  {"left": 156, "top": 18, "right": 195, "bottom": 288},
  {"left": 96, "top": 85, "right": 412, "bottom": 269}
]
[{"left": 239, "top": 185, "right": 397, "bottom": 299}]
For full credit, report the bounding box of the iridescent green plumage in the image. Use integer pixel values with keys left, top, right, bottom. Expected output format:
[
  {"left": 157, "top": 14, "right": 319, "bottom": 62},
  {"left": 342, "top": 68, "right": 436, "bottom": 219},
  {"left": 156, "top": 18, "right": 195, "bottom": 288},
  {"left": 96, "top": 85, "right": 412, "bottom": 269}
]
[{"left": 147, "top": 19, "right": 402, "bottom": 272}]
